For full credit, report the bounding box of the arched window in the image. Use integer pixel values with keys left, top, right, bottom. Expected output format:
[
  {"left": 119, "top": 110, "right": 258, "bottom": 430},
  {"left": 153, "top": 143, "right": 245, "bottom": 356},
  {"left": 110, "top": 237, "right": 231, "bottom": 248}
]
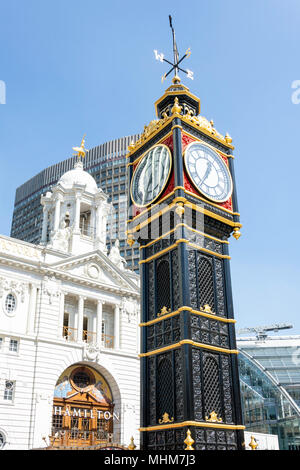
[
  {"left": 157, "top": 357, "right": 174, "bottom": 420},
  {"left": 156, "top": 259, "right": 171, "bottom": 313},
  {"left": 203, "top": 356, "right": 222, "bottom": 419},
  {"left": 197, "top": 256, "right": 215, "bottom": 311},
  {"left": 0, "top": 432, "right": 6, "bottom": 449},
  {"left": 5, "top": 294, "right": 16, "bottom": 314}
]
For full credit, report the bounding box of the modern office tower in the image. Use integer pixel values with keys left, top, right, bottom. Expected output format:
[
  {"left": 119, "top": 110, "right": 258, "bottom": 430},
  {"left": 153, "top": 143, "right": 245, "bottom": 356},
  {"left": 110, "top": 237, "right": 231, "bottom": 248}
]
[{"left": 10, "top": 135, "right": 140, "bottom": 271}]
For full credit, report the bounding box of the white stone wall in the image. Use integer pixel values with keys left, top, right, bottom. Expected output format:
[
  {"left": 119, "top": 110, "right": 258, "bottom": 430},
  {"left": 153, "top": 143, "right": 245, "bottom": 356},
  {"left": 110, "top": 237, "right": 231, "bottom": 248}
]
[{"left": 0, "top": 247, "right": 140, "bottom": 450}]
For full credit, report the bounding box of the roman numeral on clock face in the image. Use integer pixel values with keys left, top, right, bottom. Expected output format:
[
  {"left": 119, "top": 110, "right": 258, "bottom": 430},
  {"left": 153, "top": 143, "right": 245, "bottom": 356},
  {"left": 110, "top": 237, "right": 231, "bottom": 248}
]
[{"left": 184, "top": 142, "right": 233, "bottom": 203}]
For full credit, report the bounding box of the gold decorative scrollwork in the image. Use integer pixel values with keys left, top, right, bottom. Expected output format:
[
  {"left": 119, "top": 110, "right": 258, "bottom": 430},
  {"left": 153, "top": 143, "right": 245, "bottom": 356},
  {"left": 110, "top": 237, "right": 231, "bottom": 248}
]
[
  {"left": 158, "top": 413, "right": 174, "bottom": 424},
  {"left": 157, "top": 306, "right": 172, "bottom": 317},
  {"left": 205, "top": 411, "right": 223, "bottom": 423},
  {"left": 200, "top": 304, "right": 215, "bottom": 315},
  {"left": 127, "top": 113, "right": 170, "bottom": 153},
  {"left": 183, "top": 109, "right": 232, "bottom": 145}
]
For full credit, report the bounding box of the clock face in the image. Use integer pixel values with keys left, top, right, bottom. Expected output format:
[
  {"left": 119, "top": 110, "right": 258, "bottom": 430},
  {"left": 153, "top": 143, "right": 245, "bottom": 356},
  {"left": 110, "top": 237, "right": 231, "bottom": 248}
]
[
  {"left": 184, "top": 142, "right": 233, "bottom": 203},
  {"left": 131, "top": 144, "right": 172, "bottom": 207}
]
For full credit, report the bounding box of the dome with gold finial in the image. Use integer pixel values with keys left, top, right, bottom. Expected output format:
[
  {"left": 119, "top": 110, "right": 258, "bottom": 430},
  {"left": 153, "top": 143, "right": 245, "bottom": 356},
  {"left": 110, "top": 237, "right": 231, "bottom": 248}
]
[{"left": 58, "top": 161, "right": 98, "bottom": 194}]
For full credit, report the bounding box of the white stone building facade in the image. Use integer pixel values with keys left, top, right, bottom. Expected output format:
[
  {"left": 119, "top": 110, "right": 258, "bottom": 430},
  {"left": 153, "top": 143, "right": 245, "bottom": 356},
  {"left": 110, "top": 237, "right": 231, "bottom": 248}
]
[{"left": 0, "top": 161, "right": 140, "bottom": 450}]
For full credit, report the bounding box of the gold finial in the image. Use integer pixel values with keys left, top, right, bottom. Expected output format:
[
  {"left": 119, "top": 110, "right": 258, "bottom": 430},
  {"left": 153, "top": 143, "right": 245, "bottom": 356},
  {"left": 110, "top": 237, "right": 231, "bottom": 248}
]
[
  {"left": 201, "top": 304, "right": 215, "bottom": 314},
  {"left": 225, "top": 132, "right": 233, "bottom": 144},
  {"left": 172, "top": 75, "right": 181, "bottom": 84},
  {"left": 72, "top": 134, "right": 87, "bottom": 160},
  {"left": 127, "top": 234, "right": 135, "bottom": 247},
  {"left": 128, "top": 140, "right": 136, "bottom": 152},
  {"left": 233, "top": 227, "right": 241, "bottom": 240},
  {"left": 249, "top": 435, "right": 258, "bottom": 450},
  {"left": 184, "top": 429, "right": 194, "bottom": 450},
  {"left": 175, "top": 203, "right": 185, "bottom": 217},
  {"left": 171, "top": 97, "right": 182, "bottom": 115},
  {"left": 128, "top": 436, "right": 137, "bottom": 450},
  {"left": 205, "top": 411, "right": 223, "bottom": 423},
  {"left": 158, "top": 413, "right": 174, "bottom": 424}
]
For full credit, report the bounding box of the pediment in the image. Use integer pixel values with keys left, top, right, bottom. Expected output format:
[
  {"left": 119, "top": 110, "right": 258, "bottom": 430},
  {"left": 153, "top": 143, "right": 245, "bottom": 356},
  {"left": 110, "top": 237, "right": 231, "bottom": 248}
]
[{"left": 50, "top": 251, "right": 138, "bottom": 292}]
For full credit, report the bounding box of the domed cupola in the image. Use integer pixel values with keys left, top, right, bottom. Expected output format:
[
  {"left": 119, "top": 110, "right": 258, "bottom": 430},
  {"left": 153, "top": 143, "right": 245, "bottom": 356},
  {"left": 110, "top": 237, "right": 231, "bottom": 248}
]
[
  {"left": 58, "top": 161, "right": 98, "bottom": 194},
  {"left": 40, "top": 137, "right": 111, "bottom": 256}
]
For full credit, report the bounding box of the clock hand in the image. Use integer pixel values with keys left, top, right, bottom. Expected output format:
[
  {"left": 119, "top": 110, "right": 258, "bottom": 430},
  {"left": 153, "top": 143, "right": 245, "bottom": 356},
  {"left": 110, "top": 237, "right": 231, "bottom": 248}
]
[{"left": 201, "top": 161, "right": 212, "bottom": 183}]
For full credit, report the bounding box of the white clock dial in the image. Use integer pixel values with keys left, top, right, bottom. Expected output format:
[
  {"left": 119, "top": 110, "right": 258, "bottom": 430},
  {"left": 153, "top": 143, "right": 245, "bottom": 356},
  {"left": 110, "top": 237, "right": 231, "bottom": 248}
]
[
  {"left": 184, "top": 142, "right": 233, "bottom": 203},
  {"left": 131, "top": 144, "right": 172, "bottom": 207}
]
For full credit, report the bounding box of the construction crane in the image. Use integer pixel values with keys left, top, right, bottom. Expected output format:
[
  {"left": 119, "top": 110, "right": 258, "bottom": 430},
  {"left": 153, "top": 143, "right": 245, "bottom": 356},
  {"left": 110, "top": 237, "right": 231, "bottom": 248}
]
[{"left": 237, "top": 323, "right": 293, "bottom": 340}]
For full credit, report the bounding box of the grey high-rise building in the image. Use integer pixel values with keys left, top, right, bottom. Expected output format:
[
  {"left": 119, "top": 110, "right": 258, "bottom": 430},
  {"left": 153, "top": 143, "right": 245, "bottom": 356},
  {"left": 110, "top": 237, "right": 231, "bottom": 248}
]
[{"left": 10, "top": 135, "right": 140, "bottom": 272}]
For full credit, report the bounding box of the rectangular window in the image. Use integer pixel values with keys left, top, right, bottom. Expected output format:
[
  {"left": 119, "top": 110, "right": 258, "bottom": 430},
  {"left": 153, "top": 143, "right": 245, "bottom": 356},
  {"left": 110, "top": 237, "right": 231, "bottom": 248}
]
[
  {"left": 4, "top": 381, "right": 15, "bottom": 401},
  {"left": 52, "top": 414, "right": 63, "bottom": 430},
  {"left": 9, "top": 339, "right": 18, "bottom": 353}
]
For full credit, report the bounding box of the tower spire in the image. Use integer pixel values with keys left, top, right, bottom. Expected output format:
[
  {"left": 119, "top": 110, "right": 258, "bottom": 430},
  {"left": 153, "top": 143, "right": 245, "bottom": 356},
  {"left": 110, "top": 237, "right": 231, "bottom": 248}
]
[
  {"left": 169, "top": 15, "right": 179, "bottom": 78},
  {"left": 154, "top": 15, "right": 193, "bottom": 83}
]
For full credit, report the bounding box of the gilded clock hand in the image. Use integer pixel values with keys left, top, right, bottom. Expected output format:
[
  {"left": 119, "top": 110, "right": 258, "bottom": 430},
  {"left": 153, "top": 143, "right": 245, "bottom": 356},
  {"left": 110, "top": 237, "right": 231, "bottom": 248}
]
[{"left": 201, "top": 161, "right": 212, "bottom": 183}]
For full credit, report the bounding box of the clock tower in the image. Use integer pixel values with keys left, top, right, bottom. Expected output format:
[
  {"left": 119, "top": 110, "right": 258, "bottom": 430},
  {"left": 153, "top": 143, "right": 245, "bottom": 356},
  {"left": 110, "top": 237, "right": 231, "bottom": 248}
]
[{"left": 127, "top": 32, "right": 244, "bottom": 450}]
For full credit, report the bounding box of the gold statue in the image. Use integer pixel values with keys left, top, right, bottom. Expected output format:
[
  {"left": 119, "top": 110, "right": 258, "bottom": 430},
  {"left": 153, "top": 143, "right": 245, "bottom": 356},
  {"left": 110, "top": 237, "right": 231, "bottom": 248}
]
[{"left": 72, "top": 134, "right": 87, "bottom": 159}]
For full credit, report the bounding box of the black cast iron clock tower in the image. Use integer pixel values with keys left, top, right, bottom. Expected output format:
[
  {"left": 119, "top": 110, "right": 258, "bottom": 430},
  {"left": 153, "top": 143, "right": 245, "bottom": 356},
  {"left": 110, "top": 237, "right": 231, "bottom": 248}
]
[{"left": 127, "top": 21, "right": 245, "bottom": 451}]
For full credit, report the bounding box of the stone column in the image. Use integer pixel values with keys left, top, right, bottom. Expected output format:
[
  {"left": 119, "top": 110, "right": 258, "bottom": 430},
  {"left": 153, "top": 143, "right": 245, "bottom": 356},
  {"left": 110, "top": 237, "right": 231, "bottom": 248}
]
[
  {"left": 58, "top": 292, "right": 65, "bottom": 337},
  {"left": 95, "top": 204, "right": 102, "bottom": 240},
  {"left": 74, "top": 196, "right": 81, "bottom": 233},
  {"left": 91, "top": 205, "right": 96, "bottom": 239},
  {"left": 114, "top": 304, "right": 120, "bottom": 350},
  {"left": 77, "top": 296, "right": 84, "bottom": 342},
  {"left": 54, "top": 197, "right": 62, "bottom": 232},
  {"left": 27, "top": 284, "right": 37, "bottom": 334},
  {"left": 41, "top": 207, "right": 49, "bottom": 244},
  {"left": 96, "top": 300, "right": 103, "bottom": 346}
]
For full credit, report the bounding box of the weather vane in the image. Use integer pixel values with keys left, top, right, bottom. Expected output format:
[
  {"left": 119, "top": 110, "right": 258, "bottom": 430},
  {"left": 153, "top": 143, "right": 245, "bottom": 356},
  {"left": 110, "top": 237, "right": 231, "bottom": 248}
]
[
  {"left": 72, "top": 134, "right": 87, "bottom": 160},
  {"left": 154, "top": 15, "right": 194, "bottom": 83}
]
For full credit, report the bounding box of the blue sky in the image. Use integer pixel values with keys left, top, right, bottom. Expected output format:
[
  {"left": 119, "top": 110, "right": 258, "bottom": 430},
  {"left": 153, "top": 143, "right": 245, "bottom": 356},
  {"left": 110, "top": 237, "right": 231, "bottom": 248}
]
[{"left": 1, "top": 0, "right": 300, "bottom": 333}]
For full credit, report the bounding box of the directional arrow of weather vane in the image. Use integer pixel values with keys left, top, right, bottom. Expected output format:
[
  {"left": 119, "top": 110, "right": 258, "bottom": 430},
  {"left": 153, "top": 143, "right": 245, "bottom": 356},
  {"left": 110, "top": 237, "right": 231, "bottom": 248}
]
[{"left": 154, "top": 15, "right": 194, "bottom": 83}]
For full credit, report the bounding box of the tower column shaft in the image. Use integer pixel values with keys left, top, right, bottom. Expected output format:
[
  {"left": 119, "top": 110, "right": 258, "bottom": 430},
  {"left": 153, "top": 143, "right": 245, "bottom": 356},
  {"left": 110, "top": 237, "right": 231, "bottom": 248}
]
[
  {"left": 26, "top": 284, "right": 37, "bottom": 335},
  {"left": 58, "top": 292, "right": 65, "bottom": 337},
  {"left": 74, "top": 197, "right": 81, "bottom": 233},
  {"left": 114, "top": 305, "right": 120, "bottom": 350},
  {"left": 77, "top": 296, "right": 84, "bottom": 342},
  {"left": 54, "top": 198, "right": 61, "bottom": 232},
  {"left": 96, "top": 300, "right": 103, "bottom": 345},
  {"left": 41, "top": 208, "right": 48, "bottom": 243}
]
